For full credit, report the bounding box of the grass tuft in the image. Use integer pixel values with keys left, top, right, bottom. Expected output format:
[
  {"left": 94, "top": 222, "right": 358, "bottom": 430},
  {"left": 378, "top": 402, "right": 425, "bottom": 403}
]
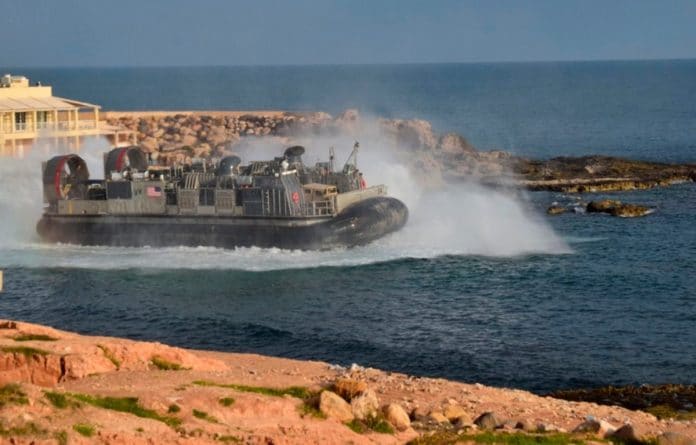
[
  {"left": 218, "top": 435, "right": 242, "bottom": 443},
  {"left": 219, "top": 397, "right": 235, "bottom": 407},
  {"left": 408, "top": 431, "right": 588, "bottom": 445},
  {"left": 54, "top": 430, "right": 68, "bottom": 445},
  {"left": 346, "top": 419, "right": 367, "bottom": 434},
  {"left": 69, "top": 393, "right": 181, "bottom": 427},
  {"left": 151, "top": 356, "right": 188, "bottom": 371},
  {"left": 645, "top": 404, "right": 696, "bottom": 421},
  {"left": 346, "top": 414, "right": 394, "bottom": 435},
  {"left": 192, "top": 409, "right": 218, "bottom": 423},
  {"left": 97, "top": 344, "right": 121, "bottom": 369},
  {"left": 168, "top": 403, "right": 181, "bottom": 413},
  {"left": 13, "top": 333, "right": 58, "bottom": 342},
  {"left": 0, "top": 383, "right": 28, "bottom": 407},
  {"left": 193, "top": 380, "right": 311, "bottom": 399},
  {"left": 0, "top": 345, "right": 50, "bottom": 356},
  {"left": 72, "top": 423, "right": 95, "bottom": 437},
  {"left": 298, "top": 393, "right": 326, "bottom": 419},
  {"left": 0, "top": 421, "right": 47, "bottom": 437},
  {"left": 44, "top": 391, "right": 76, "bottom": 409}
]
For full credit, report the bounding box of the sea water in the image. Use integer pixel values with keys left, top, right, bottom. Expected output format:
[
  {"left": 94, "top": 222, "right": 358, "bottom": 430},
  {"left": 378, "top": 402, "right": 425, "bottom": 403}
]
[{"left": 0, "top": 61, "right": 694, "bottom": 392}]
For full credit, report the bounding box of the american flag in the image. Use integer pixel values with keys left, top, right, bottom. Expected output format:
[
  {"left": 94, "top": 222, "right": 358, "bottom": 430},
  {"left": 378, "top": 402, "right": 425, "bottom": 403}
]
[{"left": 146, "top": 186, "right": 162, "bottom": 197}]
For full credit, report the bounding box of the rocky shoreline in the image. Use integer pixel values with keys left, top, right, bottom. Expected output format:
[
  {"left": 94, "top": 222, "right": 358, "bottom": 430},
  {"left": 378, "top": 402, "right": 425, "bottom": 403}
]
[
  {"left": 1, "top": 320, "right": 695, "bottom": 444},
  {"left": 104, "top": 110, "right": 696, "bottom": 193}
]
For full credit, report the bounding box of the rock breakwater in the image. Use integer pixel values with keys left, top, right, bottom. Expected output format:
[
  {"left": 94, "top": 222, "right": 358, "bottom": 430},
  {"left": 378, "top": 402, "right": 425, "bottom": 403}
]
[{"left": 105, "top": 110, "right": 696, "bottom": 193}]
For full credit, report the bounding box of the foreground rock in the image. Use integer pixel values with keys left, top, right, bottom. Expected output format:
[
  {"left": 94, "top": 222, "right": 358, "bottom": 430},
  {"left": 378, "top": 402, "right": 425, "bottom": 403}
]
[
  {"left": 319, "top": 390, "right": 354, "bottom": 422},
  {"left": 2, "top": 319, "right": 694, "bottom": 444}
]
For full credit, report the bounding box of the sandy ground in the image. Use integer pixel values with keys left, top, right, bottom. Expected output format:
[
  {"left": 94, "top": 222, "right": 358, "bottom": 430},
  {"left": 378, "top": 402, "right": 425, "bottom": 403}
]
[{"left": 0, "top": 320, "right": 694, "bottom": 444}]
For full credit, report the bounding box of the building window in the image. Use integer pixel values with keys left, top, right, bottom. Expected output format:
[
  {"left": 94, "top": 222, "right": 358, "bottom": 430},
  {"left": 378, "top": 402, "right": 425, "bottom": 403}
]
[
  {"left": 37, "top": 111, "right": 50, "bottom": 129},
  {"left": 15, "top": 112, "right": 27, "bottom": 131}
]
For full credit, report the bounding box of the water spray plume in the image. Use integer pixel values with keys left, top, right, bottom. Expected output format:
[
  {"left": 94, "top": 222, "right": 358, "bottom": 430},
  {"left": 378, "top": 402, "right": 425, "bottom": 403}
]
[{"left": 0, "top": 125, "right": 569, "bottom": 270}]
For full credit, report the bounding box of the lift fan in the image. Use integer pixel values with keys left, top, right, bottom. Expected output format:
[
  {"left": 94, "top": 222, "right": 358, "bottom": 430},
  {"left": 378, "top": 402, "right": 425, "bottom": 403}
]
[
  {"left": 216, "top": 155, "right": 242, "bottom": 176},
  {"left": 284, "top": 145, "right": 305, "bottom": 165},
  {"left": 42, "top": 154, "right": 90, "bottom": 203},
  {"left": 103, "top": 146, "right": 148, "bottom": 178}
]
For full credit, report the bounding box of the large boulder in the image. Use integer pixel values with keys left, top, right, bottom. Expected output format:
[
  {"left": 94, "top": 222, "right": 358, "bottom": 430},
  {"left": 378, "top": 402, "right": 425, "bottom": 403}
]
[
  {"left": 474, "top": 412, "right": 503, "bottom": 430},
  {"left": 657, "top": 432, "right": 696, "bottom": 445},
  {"left": 587, "top": 199, "right": 622, "bottom": 213},
  {"left": 427, "top": 411, "right": 449, "bottom": 424},
  {"left": 609, "top": 424, "right": 648, "bottom": 444},
  {"left": 380, "top": 118, "right": 438, "bottom": 151},
  {"left": 573, "top": 418, "right": 617, "bottom": 437},
  {"left": 140, "top": 137, "right": 159, "bottom": 152},
  {"left": 442, "top": 403, "right": 468, "bottom": 422},
  {"left": 319, "top": 390, "right": 354, "bottom": 422},
  {"left": 337, "top": 109, "right": 360, "bottom": 123},
  {"left": 586, "top": 200, "right": 651, "bottom": 217},
  {"left": 610, "top": 203, "right": 651, "bottom": 218},
  {"left": 439, "top": 133, "right": 477, "bottom": 156},
  {"left": 384, "top": 403, "right": 411, "bottom": 431},
  {"left": 181, "top": 134, "right": 199, "bottom": 147},
  {"left": 547, "top": 205, "right": 567, "bottom": 215}
]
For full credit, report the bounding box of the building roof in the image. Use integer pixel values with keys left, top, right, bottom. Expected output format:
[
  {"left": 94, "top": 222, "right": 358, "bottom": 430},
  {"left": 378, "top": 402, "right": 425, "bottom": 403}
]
[{"left": 0, "top": 96, "right": 100, "bottom": 112}]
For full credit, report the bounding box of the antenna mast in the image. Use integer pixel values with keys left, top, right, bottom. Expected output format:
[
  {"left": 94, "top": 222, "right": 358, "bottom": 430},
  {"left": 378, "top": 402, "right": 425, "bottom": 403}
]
[{"left": 343, "top": 141, "right": 359, "bottom": 173}]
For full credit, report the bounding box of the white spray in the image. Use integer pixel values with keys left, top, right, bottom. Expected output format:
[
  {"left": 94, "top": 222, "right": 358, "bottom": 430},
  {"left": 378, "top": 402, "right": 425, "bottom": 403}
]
[
  {"left": 0, "top": 137, "right": 112, "bottom": 248},
  {"left": 0, "top": 126, "right": 569, "bottom": 270}
]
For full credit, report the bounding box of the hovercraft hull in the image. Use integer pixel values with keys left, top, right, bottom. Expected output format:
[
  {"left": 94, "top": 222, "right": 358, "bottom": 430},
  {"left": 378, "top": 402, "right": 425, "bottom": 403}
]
[{"left": 37, "top": 197, "right": 408, "bottom": 250}]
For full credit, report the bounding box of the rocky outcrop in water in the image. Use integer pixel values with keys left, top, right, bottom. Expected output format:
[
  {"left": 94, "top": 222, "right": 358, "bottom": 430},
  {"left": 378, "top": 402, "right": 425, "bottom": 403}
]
[
  {"left": 586, "top": 199, "right": 653, "bottom": 217},
  {"left": 105, "top": 109, "right": 696, "bottom": 193}
]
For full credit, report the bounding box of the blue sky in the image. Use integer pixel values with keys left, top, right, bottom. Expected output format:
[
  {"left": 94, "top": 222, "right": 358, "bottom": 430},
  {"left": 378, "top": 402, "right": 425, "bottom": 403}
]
[{"left": 2, "top": 0, "right": 695, "bottom": 66}]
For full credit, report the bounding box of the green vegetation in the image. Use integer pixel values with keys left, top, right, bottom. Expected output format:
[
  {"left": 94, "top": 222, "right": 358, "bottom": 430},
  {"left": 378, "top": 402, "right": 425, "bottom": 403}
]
[
  {"left": 0, "top": 383, "right": 28, "bottom": 407},
  {"left": 194, "top": 380, "right": 324, "bottom": 421},
  {"left": 218, "top": 435, "right": 242, "bottom": 443},
  {"left": 68, "top": 393, "right": 181, "bottom": 427},
  {"left": 97, "top": 344, "right": 121, "bottom": 369},
  {"left": 346, "top": 414, "right": 394, "bottom": 435},
  {"left": 168, "top": 403, "right": 181, "bottom": 413},
  {"left": 0, "top": 345, "right": 49, "bottom": 356},
  {"left": 299, "top": 398, "right": 326, "bottom": 419},
  {"left": 151, "top": 356, "right": 187, "bottom": 371},
  {"left": 44, "top": 391, "right": 74, "bottom": 409},
  {"left": 72, "top": 423, "right": 95, "bottom": 437},
  {"left": 645, "top": 404, "right": 696, "bottom": 421},
  {"left": 408, "top": 431, "right": 587, "bottom": 445},
  {"left": 192, "top": 409, "right": 218, "bottom": 423},
  {"left": 0, "top": 421, "right": 47, "bottom": 437},
  {"left": 54, "top": 430, "right": 68, "bottom": 445},
  {"left": 193, "top": 380, "right": 311, "bottom": 399},
  {"left": 219, "top": 397, "right": 235, "bottom": 407},
  {"left": 13, "top": 333, "right": 58, "bottom": 342}
]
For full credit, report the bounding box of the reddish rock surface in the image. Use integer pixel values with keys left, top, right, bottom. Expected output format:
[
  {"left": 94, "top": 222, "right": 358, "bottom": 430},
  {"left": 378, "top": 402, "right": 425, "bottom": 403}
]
[{"left": 1, "top": 319, "right": 694, "bottom": 444}]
